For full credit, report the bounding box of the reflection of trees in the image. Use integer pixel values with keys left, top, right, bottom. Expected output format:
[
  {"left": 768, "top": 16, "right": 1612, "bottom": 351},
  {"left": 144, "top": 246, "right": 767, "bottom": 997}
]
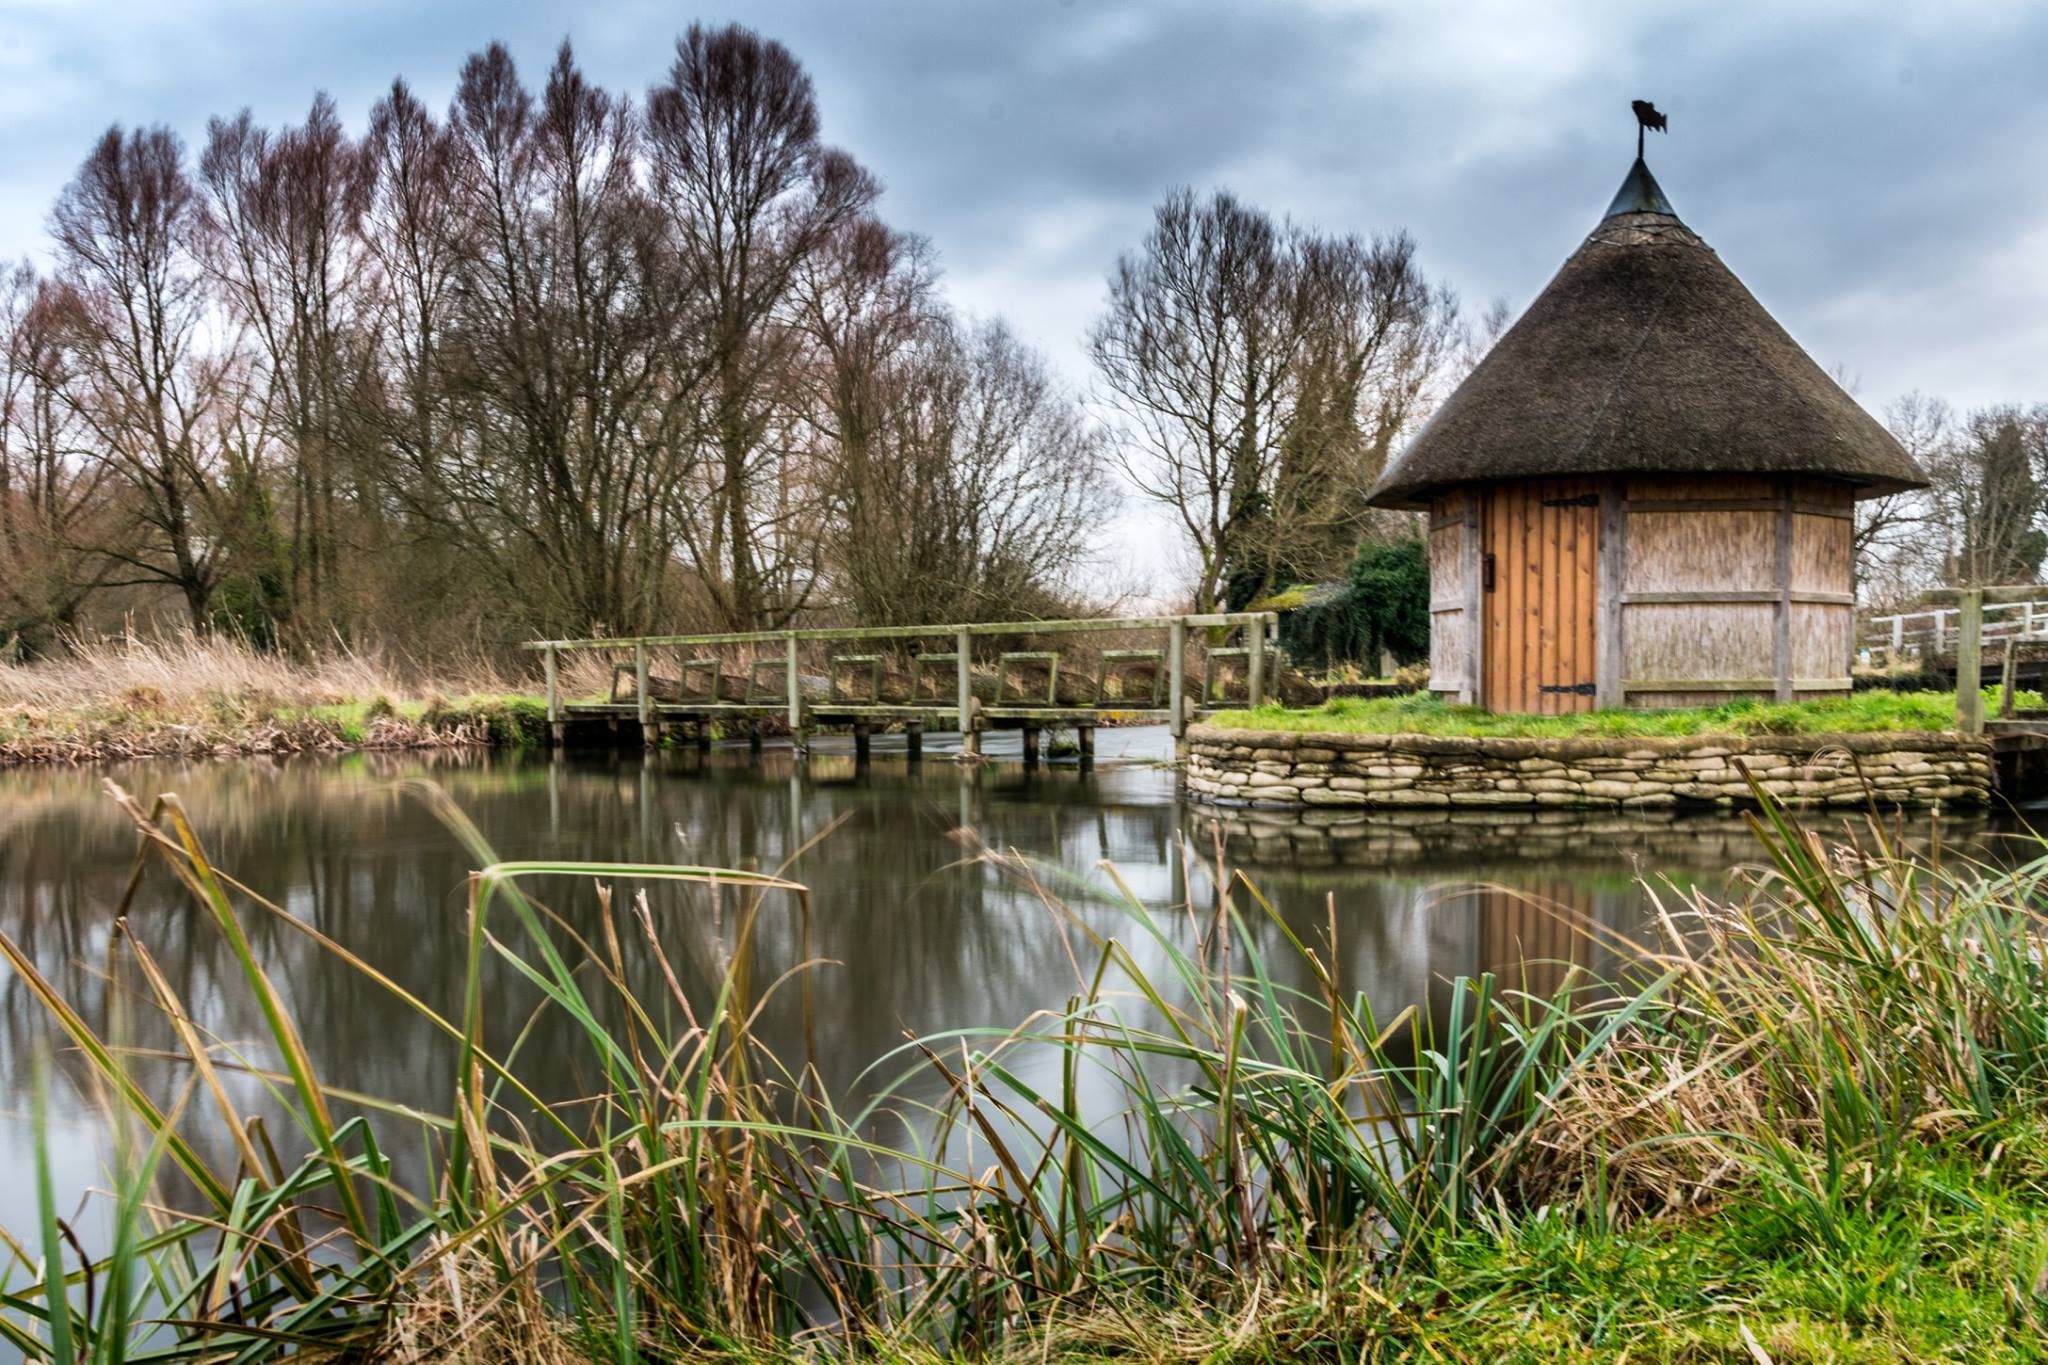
[{"left": 4, "top": 749, "right": 2034, "bottom": 1232}]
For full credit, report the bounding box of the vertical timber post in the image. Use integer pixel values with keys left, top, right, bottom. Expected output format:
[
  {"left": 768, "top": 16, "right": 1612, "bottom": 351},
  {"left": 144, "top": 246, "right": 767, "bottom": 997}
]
[
  {"left": 1168, "top": 617, "right": 1187, "bottom": 748},
  {"left": 545, "top": 645, "right": 563, "bottom": 748},
  {"left": 1247, "top": 618, "right": 1265, "bottom": 708},
  {"left": 1772, "top": 482, "right": 1794, "bottom": 703},
  {"left": 906, "top": 722, "right": 923, "bottom": 762},
  {"left": 957, "top": 628, "right": 978, "bottom": 756},
  {"left": 785, "top": 632, "right": 801, "bottom": 746},
  {"left": 1890, "top": 615, "right": 1904, "bottom": 665},
  {"left": 636, "top": 642, "right": 653, "bottom": 747},
  {"left": 2000, "top": 638, "right": 2018, "bottom": 720},
  {"left": 1957, "top": 588, "right": 1984, "bottom": 736},
  {"left": 1596, "top": 478, "right": 1627, "bottom": 709},
  {"left": 1021, "top": 725, "right": 1040, "bottom": 766}
]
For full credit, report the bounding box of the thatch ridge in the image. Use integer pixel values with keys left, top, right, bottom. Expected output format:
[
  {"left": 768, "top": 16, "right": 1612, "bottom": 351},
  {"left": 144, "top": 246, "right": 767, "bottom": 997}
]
[{"left": 1368, "top": 161, "right": 1927, "bottom": 509}]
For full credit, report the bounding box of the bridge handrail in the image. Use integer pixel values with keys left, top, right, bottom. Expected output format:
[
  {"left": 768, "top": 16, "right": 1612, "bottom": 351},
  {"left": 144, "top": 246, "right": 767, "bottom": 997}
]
[
  {"left": 1862, "top": 597, "right": 2048, "bottom": 661},
  {"left": 522, "top": 611, "right": 1277, "bottom": 650},
  {"left": 529, "top": 611, "right": 1280, "bottom": 740}
]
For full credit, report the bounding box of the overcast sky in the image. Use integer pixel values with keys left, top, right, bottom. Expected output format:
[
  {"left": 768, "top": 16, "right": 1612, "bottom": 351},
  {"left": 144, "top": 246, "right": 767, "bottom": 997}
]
[{"left": 4, "top": 0, "right": 2044, "bottom": 590}]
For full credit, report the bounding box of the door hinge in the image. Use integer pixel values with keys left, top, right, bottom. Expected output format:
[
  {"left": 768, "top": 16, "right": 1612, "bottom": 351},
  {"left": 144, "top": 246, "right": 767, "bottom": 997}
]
[
  {"left": 1541, "top": 492, "right": 1601, "bottom": 508},
  {"left": 1539, "top": 682, "right": 1598, "bottom": 696}
]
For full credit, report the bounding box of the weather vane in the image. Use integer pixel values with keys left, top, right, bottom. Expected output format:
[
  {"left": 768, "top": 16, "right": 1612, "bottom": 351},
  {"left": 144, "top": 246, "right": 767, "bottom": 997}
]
[{"left": 1631, "top": 100, "right": 1667, "bottom": 159}]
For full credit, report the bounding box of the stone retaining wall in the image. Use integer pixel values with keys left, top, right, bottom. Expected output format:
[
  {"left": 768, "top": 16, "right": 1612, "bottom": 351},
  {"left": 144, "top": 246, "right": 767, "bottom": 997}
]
[{"left": 1182, "top": 725, "right": 1993, "bottom": 810}]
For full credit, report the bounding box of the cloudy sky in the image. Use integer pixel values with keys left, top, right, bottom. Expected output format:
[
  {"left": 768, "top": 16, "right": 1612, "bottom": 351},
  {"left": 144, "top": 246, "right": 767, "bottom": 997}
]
[{"left": 4, "top": 0, "right": 2044, "bottom": 587}]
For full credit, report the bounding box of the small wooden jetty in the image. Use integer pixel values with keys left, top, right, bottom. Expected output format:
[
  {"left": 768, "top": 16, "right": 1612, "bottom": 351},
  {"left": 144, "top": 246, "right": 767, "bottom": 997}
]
[{"left": 526, "top": 611, "right": 1279, "bottom": 763}]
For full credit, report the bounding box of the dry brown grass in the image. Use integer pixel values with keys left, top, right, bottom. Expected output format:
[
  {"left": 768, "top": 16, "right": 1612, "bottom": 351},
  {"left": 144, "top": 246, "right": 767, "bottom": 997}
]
[
  {"left": 0, "top": 630, "right": 534, "bottom": 766},
  {"left": 0, "top": 629, "right": 509, "bottom": 713}
]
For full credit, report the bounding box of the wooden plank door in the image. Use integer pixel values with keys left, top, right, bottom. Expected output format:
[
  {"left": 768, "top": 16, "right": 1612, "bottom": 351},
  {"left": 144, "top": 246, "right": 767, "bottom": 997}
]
[{"left": 1481, "top": 479, "right": 1599, "bottom": 714}]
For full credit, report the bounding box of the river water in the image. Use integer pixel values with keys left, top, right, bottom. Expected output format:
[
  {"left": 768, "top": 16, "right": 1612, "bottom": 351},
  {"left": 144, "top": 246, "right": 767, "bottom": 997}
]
[{"left": 1, "top": 727, "right": 2035, "bottom": 1249}]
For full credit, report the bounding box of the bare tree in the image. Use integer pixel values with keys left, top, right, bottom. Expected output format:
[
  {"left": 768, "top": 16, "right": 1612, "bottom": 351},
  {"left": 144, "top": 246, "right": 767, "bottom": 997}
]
[
  {"left": 1089, "top": 188, "right": 1457, "bottom": 611},
  {"left": 646, "top": 22, "right": 876, "bottom": 628},
  {"left": 0, "top": 265, "right": 112, "bottom": 653},
  {"left": 199, "top": 93, "right": 373, "bottom": 634},
  {"left": 50, "top": 126, "right": 232, "bottom": 628},
  {"left": 1933, "top": 404, "right": 2048, "bottom": 586}
]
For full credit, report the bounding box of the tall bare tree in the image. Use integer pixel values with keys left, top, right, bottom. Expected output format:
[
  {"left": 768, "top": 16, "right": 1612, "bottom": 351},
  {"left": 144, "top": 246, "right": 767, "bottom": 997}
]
[
  {"left": 0, "top": 265, "right": 111, "bottom": 653},
  {"left": 199, "top": 93, "right": 372, "bottom": 634},
  {"left": 51, "top": 126, "right": 232, "bottom": 628},
  {"left": 1090, "top": 188, "right": 1457, "bottom": 611},
  {"left": 646, "top": 22, "right": 876, "bottom": 628}
]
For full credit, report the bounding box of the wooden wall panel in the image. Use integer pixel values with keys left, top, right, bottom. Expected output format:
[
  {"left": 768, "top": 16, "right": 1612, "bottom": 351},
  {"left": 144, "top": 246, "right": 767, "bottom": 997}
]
[
  {"left": 1790, "top": 602, "right": 1852, "bottom": 684},
  {"left": 1625, "top": 511, "right": 1775, "bottom": 592},
  {"left": 1790, "top": 513, "right": 1852, "bottom": 594},
  {"left": 1623, "top": 603, "right": 1774, "bottom": 684}
]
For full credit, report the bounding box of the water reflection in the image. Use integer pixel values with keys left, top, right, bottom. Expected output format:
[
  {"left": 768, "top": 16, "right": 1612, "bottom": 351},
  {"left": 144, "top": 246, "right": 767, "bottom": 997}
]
[{"left": 0, "top": 733, "right": 2031, "bottom": 1244}]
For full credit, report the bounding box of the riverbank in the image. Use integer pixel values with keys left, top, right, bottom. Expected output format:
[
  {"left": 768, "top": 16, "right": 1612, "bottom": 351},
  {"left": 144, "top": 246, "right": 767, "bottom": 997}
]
[
  {"left": 0, "top": 633, "right": 552, "bottom": 765},
  {"left": 3, "top": 785, "right": 2045, "bottom": 1360}
]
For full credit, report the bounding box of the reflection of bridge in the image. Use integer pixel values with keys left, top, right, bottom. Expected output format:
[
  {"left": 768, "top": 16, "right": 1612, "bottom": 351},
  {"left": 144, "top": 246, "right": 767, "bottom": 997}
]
[{"left": 528, "top": 612, "right": 1280, "bottom": 761}]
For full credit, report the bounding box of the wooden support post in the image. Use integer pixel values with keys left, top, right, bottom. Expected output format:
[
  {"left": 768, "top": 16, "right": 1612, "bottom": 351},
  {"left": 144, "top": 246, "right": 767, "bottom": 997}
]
[
  {"left": 2000, "top": 638, "right": 2018, "bottom": 719},
  {"left": 1890, "top": 615, "right": 1904, "bottom": 664},
  {"left": 1168, "top": 617, "right": 1187, "bottom": 740},
  {"left": 957, "top": 627, "right": 979, "bottom": 755},
  {"left": 1077, "top": 725, "right": 1095, "bottom": 761},
  {"left": 906, "top": 722, "right": 923, "bottom": 762},
  {"left": 1772, "top": 485, "right": 1794, "bottom": 702},
  {"left": 695, "top": 722, "right": 711, "bottom": 752},
  {"left": 635, "top": 641, "right": 650, "bottom": 726},
  {"left": 1957, "top": 588, "right": 1984, "bottom": 735},
  {"left": 1021, "top": 725, "right": 1040, "bottom": 765},
  {"left": 1596, "top": 478, "right": 1625, "bottom": 709},
  {"left": 1934, "top": 611, "right": 1949, "bottom": 659},
  {"left": 955, "top": 629, "right": 972, "bottom": 735},
  {"left": 1248, "top": 621, "right": 1265, "bottom": 707},
  {"left": 545, "top": 646, "right": 560, "bottom": 726},
  {"left": 748, "top": 725, "right": 763, "bottom": 754},
  {"left": 853, "top": 722, "right": 871, "bottom": 764},
  {"left": 785, "top": 632, "right": 801, "bottom": 733}
]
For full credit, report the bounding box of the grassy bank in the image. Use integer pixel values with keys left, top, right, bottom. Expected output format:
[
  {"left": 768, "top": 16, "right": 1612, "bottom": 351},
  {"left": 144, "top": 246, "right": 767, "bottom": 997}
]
[
  {"left": 0, "top": 633, "right": 552, "bottom": 764},
  {"left": 1208, "top": 688, "right": 2016, "bottom": 739},
  {"left": 4, "top": 781, "right": 2048, "bottom": 1359}
]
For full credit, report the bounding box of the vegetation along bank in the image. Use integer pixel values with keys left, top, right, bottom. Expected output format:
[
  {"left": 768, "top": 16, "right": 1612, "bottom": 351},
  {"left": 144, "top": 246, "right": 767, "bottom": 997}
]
[{"left": 1190, "top": 693, "right": 2001, "bottom": 809}]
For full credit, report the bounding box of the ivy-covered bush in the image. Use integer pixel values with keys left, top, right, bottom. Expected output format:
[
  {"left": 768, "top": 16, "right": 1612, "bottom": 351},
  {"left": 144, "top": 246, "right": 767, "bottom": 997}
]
[{"left": 1278, "top": 538, "right": 1430, "bottom": 671}]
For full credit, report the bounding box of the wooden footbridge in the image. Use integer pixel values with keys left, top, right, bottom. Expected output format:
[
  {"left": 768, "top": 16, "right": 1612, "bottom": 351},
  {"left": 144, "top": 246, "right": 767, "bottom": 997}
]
[{"left": 526, "top": 612, "right": 1281, "bottom": 762}]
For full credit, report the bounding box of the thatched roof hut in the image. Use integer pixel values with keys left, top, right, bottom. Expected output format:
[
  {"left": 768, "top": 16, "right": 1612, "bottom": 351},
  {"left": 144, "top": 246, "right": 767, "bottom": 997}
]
[{"left": 1369, "top": 156, "right": 1927, "bottom": 713}]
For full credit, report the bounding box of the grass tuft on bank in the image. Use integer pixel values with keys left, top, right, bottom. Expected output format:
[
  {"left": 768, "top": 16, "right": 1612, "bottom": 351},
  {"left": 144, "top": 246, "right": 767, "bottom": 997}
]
[
  {"left": 1208, "top": 687, "right": 2019, "bottom": 738},
  {"left": 0, "top": 631, "right": 553, "bottom": 763},
  {"left": 6, "top": 780, "right": 2048, "bottom": 1359}
]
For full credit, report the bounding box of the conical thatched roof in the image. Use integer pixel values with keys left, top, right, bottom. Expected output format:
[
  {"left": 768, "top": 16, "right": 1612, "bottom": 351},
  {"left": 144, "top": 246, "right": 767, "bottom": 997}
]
[{"left": 1367, "top": 158, "right": 1927, "bottom": 509}]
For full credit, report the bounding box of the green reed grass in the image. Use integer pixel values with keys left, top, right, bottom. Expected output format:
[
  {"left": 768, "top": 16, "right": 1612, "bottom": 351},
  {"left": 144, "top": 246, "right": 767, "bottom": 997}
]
[{"left": 3, "top": 774, "right": 2048, "bottom": 1359}]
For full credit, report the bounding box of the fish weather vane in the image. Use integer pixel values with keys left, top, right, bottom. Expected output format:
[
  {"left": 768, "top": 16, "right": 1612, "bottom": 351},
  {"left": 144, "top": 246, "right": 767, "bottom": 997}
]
[{"left": 1631, "top": 99, "right": 1668, "bottom": 159}]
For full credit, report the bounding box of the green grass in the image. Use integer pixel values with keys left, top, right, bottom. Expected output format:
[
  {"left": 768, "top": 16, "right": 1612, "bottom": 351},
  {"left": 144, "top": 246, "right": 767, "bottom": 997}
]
[
  {"left": 6, "top": 781, "right": 2048, "bottom": 1360},
  {"left": 1208, "top": 688, "right": 2031, "bottom": 739}
]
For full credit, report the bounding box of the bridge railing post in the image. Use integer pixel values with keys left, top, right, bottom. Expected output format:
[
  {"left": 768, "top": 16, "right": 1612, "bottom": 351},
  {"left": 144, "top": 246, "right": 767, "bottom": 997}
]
[
  {"left": 545, "top": 646, "right": 559, "bottom": 724},
  {"left": 635, "top": 641, "right": 650, "bottom": 733},
  {"left": 1890, "top": 615, "right": 1903, "bottom": 662},
  {"left": 1168, "top": 617, "right": 1187, "bottom": 740},
  {"left": 785, "top": 632, "right": 801, "bottom": 734},
  {"left": 956, "top": 628, "right": 972, "bottom": 737}
]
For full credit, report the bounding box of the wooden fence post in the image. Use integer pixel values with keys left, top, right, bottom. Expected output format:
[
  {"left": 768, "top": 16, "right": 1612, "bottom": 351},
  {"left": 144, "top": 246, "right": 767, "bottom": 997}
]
[
  {"left": 545, "top": 646, "right": 559, "bottom": 724},
  {"left": 785, "top": 632, "right": 801, "bottom": 734},
  {"left": 956, "top": 628, "right": 973, "bottom": 745},
  {"left": 1957, "top": 589, "right": 1984, "bottom": 736},
  {"left": 1168, "top": 618, "right": 1187, "bottom": 740},
  {"left": 1248, "top": 619, "right": 1265, "bottom": 708},
  {"left": 635, "top": 642, "right": 651, "bottom": 744}
]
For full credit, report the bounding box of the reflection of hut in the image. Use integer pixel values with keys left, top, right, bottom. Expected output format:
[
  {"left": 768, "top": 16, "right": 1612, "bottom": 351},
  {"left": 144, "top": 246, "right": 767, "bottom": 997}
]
[{"left": 1368, "top": 156, "right": 1927, "bottom": 712}]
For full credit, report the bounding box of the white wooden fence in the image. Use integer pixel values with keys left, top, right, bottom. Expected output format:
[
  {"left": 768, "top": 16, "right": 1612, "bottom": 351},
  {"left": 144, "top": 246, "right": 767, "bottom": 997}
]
[{"left": 1864, "top": 598, "right": 2048, "bottom": 666}]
